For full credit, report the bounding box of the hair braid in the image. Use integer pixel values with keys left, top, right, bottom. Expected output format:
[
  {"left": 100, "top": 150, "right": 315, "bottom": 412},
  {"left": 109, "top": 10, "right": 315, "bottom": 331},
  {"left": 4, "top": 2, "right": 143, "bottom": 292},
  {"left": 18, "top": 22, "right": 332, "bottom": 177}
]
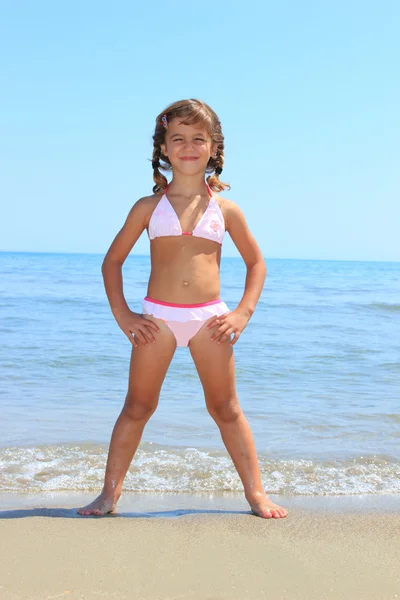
[
  {"left": 206, "top": 148, "right": 228, "bottom": 193},
  {"left": 151, "top": 144, "right": 168, "bottom": 193}
]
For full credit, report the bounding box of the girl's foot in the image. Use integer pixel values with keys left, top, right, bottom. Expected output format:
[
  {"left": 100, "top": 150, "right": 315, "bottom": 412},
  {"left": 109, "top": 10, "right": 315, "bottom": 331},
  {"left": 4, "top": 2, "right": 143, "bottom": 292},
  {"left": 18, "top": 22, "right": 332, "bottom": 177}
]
[
  {"left": 246, "top": 491, "right": 288, "bottom": 519},
  {"left": 77, "top": 491, "right": 120, "bottom": 516}
]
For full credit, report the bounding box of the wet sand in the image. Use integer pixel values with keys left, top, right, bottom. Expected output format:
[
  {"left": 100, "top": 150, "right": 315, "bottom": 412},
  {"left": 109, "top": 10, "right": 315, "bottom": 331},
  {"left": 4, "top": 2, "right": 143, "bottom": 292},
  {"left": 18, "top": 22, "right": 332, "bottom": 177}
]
[{"left": 0, "top": 493, "right": 399, "bottom": 599}]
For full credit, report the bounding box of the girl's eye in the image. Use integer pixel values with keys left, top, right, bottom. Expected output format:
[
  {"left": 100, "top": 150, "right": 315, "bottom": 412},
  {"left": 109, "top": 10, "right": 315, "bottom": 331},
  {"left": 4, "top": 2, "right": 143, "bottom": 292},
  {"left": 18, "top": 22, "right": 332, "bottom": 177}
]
[{"left": 172, "top": 137, "right": 205, "bottom": 142}]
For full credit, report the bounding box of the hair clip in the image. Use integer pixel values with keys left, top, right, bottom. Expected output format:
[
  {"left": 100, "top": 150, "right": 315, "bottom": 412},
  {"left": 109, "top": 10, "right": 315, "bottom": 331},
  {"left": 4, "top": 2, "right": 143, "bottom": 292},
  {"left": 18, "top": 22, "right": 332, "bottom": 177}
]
[
  {"left": 161, "top": 114, "right": 168, "bottom": 129},
  {"left": 152, "top": 159, "right": 159, "bottom": 169},
  {"left": 215, "top": 166, "right": 223, "bottom": 175}
]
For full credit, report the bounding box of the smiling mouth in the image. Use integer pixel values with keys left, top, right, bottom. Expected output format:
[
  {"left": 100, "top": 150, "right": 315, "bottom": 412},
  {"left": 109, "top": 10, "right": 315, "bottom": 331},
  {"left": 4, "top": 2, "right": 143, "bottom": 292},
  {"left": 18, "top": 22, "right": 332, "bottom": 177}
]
[{"left": 180, "top": 157, "right": 198, "bottom": 161}]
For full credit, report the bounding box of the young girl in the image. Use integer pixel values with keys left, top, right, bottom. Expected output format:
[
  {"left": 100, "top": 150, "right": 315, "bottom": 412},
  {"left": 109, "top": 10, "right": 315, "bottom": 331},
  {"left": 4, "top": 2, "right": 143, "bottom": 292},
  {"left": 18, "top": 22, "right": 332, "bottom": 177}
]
[{"left": 78, "top": 99, "right": 288, "bottom": 519}]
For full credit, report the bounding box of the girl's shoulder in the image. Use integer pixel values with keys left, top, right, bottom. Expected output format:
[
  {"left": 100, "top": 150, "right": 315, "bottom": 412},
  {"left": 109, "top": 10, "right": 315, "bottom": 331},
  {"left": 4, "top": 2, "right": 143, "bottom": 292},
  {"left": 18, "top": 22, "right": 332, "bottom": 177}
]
[
  {"left": 212, "top": 193, "right": 242, "bottom": 228},
  {"left": 129, "top": 192, "right": 163, "bottom": 226},
  {"left": 134, "top": 191, "right": 163, "bottom": 209},
  {"left": 212, "top": 191, "right": 238, "bottom": 209}
]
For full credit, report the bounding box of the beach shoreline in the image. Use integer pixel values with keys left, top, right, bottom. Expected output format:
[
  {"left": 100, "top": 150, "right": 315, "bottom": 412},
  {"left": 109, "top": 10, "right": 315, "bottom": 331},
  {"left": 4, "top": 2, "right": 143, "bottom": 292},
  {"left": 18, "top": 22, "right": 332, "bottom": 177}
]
[{"left": 1, "top": 489, "right": 399, "bottom": 515}]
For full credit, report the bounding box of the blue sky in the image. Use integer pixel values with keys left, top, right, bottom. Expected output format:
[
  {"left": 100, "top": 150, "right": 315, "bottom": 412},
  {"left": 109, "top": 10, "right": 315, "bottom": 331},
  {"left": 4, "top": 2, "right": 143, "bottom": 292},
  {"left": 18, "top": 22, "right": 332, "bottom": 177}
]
[{"left": 1, "top": 1, "right": 399, "bottom": 260}]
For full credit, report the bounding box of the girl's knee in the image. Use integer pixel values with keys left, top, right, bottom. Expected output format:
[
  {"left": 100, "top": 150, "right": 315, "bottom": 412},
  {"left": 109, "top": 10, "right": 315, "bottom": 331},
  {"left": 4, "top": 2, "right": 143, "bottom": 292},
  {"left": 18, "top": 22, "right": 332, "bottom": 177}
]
[
  {"left": 207, "top": 395, "right": 241, "bottom": 423},
  {"left": 123, "top": 391, "right": 158, "bottom": 421}
]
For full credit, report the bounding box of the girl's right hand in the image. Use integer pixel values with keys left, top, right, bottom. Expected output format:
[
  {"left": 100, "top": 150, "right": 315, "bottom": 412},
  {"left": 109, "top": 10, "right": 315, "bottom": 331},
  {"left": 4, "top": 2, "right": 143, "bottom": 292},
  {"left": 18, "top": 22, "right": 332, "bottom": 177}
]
[{"left": 116, "top": 310, "right": 160, "bottom": 347}]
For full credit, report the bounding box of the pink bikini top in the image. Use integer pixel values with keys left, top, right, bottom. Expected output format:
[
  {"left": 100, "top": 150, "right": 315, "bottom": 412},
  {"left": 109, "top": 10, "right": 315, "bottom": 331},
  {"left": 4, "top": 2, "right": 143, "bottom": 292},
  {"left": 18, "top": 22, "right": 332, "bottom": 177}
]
[{"left": 148, "top": 184, "right": 225, "bottom": 245}]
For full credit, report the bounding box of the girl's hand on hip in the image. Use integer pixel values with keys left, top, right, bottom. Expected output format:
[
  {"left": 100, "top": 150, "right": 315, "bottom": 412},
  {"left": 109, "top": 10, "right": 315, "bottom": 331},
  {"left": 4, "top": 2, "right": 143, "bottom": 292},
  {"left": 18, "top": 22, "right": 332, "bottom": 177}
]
[
  {"left": 206, "top": 310, "right": 249, "bottom": 346},
  {"left": 116, "top": 310, "right": 160, "bottom": 347}
]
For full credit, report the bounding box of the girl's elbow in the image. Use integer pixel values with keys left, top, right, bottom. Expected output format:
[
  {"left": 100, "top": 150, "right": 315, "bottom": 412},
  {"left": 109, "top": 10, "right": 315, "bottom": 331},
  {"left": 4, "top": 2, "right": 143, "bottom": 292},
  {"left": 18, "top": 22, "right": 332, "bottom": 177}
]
[
  {"left": 101, "top": 254, "right": 111, "bottom": 273},
  {"left": 256, "top": 256, "right": 267, "bottom": 275},
  {"left": 247, "top": 257, "right": 266, "bottom": 278},
  {"left": 258, "top": 258, "right": 267, "bottom": 282},
  {"left": 102, "top": 254, "right": 122, "bottom": 273}
]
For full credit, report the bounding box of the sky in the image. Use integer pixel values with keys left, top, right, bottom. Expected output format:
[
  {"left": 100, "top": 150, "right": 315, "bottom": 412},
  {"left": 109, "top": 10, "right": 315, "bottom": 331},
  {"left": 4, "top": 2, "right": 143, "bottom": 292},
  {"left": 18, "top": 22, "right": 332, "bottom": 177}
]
[{"left": 0, "top": 0, "right": 399, "bottom": 261}]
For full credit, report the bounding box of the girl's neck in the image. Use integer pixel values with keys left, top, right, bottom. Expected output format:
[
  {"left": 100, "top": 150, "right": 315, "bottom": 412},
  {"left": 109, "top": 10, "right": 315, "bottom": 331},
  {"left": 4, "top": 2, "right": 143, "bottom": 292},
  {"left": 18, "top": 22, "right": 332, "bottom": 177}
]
[{"left": 166, "top": 174, "right": 208, "bottom": 198}]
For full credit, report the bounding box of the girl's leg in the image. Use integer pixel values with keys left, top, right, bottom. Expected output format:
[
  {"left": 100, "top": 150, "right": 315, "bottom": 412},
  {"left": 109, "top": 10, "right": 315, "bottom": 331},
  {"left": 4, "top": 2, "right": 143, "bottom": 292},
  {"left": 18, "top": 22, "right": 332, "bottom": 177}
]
[
  {"left": 78, "top": 317, "right": 176, "bottom": 516},
  {"left": 189, "top": 322, "right": 288, "bottom": 519}
]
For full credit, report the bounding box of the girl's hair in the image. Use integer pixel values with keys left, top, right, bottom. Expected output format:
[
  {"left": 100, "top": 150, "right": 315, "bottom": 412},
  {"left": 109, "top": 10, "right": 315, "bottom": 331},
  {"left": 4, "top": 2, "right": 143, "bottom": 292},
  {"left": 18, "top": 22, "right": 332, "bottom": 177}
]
[{"left": 151, "top": 99, "right": 230, "bottom": 194}]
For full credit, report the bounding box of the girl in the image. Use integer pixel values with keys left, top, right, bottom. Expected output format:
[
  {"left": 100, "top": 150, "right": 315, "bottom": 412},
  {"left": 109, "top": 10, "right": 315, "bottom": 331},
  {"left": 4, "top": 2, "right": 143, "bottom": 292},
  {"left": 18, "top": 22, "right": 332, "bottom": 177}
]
[{"left": 78, "top": 99, "right": 288, "bottom": 519}]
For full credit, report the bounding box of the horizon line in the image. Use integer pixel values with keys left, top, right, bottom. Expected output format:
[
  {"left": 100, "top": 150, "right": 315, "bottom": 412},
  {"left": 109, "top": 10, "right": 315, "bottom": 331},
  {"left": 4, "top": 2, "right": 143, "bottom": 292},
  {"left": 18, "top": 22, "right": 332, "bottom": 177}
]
[{"left": 0, "top": 249, "right": 399, "bottom": 264}]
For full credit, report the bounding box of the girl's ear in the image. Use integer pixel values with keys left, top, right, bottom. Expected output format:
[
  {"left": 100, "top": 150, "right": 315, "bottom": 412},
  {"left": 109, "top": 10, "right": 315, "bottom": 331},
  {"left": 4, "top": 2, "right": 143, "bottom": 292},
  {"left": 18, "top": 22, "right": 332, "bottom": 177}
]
[
  {"left": 211, "top": 142, "right": 218, "bottom": 157},
  {"left": 161, "top": 144, "right": 167, "bottom": 156}
]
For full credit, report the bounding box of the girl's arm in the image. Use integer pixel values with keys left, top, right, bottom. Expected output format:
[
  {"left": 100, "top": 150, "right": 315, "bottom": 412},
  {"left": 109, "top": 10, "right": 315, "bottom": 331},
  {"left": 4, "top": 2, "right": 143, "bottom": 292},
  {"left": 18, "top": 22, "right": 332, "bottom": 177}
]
[
  {"left": 102, "top": 197, "right": 155, "bottom": 324},
  {"left": 207, "top": 200, "right": 266, "bottom": 345},
  {"left": 226, "top": 201, "right": 266, "bottom": 318}
]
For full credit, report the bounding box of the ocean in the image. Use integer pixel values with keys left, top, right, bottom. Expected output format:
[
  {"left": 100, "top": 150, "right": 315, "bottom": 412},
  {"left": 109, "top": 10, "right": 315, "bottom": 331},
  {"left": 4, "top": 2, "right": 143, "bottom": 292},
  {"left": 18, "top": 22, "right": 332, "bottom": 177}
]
[{"left": 1, "top": 252, "right": 399, "bottom": 498}]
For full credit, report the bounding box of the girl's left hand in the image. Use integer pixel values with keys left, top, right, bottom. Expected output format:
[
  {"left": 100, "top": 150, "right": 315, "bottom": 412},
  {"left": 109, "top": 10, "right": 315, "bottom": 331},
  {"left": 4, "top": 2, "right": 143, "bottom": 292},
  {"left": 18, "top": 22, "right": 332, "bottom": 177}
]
[{"left": 206, "top": 310, "right": 249, "bottom": 346}]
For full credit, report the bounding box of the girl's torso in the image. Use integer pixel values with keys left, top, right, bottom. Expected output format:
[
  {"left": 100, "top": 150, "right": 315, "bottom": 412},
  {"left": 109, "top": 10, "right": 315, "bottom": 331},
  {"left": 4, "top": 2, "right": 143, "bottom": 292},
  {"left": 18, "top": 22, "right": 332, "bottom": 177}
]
[{"left": 143, "top": 186, "right": 227, "bottom": 304}]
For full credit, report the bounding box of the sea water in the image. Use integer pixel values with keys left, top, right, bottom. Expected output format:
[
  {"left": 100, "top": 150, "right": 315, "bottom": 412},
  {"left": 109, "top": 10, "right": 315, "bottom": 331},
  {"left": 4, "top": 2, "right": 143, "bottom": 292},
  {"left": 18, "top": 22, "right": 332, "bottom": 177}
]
[{"left": 1, "top": 252, "right": 399, "bottom": 496}]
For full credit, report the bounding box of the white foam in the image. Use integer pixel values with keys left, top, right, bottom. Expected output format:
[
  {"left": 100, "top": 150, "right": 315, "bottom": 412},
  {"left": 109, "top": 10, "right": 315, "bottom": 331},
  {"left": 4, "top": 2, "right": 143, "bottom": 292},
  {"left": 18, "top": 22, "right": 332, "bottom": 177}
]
[{"left": 0, "top": 443, "right": 399, "bottom": 496}]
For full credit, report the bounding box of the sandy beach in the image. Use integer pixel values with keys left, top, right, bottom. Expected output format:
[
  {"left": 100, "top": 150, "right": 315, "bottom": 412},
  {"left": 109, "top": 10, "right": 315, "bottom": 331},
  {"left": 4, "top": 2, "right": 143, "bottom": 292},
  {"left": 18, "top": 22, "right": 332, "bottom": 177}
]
[{"left": 0, "top": 493, "right": 399, "bottom": 600}]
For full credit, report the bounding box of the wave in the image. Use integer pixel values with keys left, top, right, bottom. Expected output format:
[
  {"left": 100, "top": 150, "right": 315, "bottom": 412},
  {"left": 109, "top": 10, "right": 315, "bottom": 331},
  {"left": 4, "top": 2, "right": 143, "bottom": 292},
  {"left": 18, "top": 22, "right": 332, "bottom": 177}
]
[
  {"left": 1, "top": 443, "right": 399, "bottom": 496},
  {"left": 365, "top": 302, "right": 400, "bottom": 313}
]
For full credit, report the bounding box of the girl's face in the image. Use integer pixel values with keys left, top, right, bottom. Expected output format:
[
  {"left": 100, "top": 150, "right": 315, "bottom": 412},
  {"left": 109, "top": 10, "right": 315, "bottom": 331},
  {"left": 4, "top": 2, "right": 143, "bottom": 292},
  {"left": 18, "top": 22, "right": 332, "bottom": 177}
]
[{"left": 161, "top": 118, "right": 218, "bottom": 175}]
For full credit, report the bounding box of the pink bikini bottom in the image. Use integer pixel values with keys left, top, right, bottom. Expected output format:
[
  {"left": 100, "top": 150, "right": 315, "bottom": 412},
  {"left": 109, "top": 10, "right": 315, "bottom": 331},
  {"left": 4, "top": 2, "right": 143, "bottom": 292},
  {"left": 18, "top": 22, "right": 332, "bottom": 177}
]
[{"left": 142, "top": 296, "right": 230, "bottom": 347}]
